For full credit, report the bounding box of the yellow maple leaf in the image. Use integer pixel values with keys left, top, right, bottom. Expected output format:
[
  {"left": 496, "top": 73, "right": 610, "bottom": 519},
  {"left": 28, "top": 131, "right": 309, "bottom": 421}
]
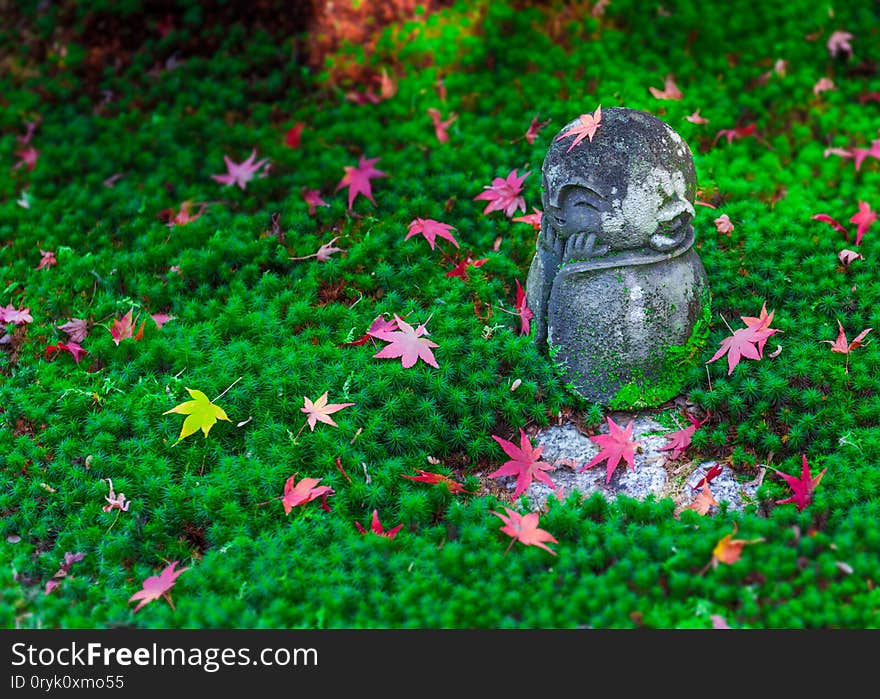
[{"left": 163, "top": 387, "right": 231, "bottom": 445}]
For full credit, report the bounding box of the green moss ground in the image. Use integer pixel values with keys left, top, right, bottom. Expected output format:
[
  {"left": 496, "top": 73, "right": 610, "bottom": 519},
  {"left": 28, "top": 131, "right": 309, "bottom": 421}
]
[{"left": 2, "top": 0, "right": 880, "bottom": 628}]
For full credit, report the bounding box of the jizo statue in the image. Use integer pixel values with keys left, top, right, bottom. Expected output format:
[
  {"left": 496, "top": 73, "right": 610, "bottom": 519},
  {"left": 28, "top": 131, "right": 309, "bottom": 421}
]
[{"left": 525, "top": 106, "right": 710, "bottom": 407}]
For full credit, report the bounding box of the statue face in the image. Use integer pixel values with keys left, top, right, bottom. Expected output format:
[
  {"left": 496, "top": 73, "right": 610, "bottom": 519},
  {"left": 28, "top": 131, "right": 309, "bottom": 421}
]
[{"left": 548, "top": 184, "right": 611, "bottom": 241}]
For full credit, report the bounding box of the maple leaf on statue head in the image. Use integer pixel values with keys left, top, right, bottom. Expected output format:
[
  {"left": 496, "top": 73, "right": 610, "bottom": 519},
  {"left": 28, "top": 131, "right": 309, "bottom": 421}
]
[
  {"left": 581, "top": 417, "right": 641, "bottom": 484},
  {"left": 474, "top": 168, "right": 530, "bottom": 217},
  {"left": 210, "top": 149, "right": 271, "bottom": 190},
  {"left": 163, "top": 387, "right": 231, "bottom": 445},
  {"left": 491, "top": 507, "right": 558, "bottom": 555},
  {"left": 488, "top": 428, "right": 555, "bottom": 499},
  {"left": 405, "top": 218, "right": 459, "bottom": 250},
  {"left": 555, "top": 105, "right": 602, "bottom": 153},
  {"left": 129, "top": 561, "right": 188, "bottom": 613},
  {"left": 301, "top": 391, "right": 354, "bottom": 430},
  {"left": 371, "top": 314, "right": 439, "bottom": 369},
  {"left": 336, "top": 155, "right": 388, "bottom": 210},
  {"left": 772, "top": 455, "right": 826, "bottom": 512}
]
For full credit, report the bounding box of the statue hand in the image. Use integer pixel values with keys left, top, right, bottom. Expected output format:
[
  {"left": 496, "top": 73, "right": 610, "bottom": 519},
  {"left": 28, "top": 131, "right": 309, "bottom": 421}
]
[{"left": 564, "top": 232, "right": 609, "bottom": 260}]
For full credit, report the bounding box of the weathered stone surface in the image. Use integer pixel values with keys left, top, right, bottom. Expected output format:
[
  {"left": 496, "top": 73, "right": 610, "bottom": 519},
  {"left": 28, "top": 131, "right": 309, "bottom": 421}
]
[
  {"left": 525, "top": 107, "right": 710, "bottom": 406},
  {"left": 520, "top": 414, "right": 759, "bottom": 514}
]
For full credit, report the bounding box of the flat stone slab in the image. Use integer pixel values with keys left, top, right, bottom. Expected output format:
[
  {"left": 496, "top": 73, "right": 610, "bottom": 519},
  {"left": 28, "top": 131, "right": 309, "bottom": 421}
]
[{"left": 518, "top": 412, "right": 759, "bottom": 513}]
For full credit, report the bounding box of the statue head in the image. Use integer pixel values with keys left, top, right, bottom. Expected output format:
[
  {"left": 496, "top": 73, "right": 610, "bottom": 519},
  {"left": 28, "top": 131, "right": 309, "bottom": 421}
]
[{"left": 542, "top": 107, "right": 697, "bottom": 254}]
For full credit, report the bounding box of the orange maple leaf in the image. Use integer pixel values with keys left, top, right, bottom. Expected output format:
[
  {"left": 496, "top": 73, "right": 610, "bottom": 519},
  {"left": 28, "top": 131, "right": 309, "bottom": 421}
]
[
  {"left": 707, "top": 522, "right": 764, "bottom": 571},
  {"left": 683, "top": 484, "right": 719, "bottom": 516}
]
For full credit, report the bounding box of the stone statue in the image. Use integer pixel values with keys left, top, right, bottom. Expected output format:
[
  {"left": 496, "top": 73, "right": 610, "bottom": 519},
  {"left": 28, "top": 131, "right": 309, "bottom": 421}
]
[{"left": 525, "top": 107, "right": 709, "bottom": 407}]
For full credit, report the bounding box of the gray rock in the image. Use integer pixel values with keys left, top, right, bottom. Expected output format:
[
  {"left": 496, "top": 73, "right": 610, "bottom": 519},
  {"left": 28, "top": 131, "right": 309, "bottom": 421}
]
[
  {"left": 525, "top": 107, "right": 710, "bottom": 407},
  {"left": 522, "top": 413, "right": 759, "bottom": 514}
]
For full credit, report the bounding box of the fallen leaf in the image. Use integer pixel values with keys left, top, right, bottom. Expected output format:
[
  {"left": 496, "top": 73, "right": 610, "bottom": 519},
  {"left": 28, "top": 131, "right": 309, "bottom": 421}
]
[
  {"left": 821, "top": 320, "right": 872, "bottom": 373},
  {"left": 713, "top": 123, "right": 758, "bottom": 147},
  {"left": 684, "top": 484, "right": 719, "bottom": 515},
  {"left": 301, "top": 392, "right": 354, "bottom": 431},
  {"left": 555, "top": 105, "right": 602, "bottom": 152},
  {"left": 285, "top": 122, "right": 305, "bottom": 149},
  {"left": 813, "top": 77, "right": 836, "bottom": 95},
  {"left": 129, "top": 561, "right": 188, "bottom": 612},
  {"left": 685, "top": 109, "right": 709, "bottom": 124},
  {"left": 45, "top": 552, "right": 85, "bottom": 595},
  {"left": 580, "top": 417, "right": 641, "bottom": 484},
  {"left": 427, "top": 107, "right": 458, "bottom": 143},
  {"left": 355, "top": 510, "right": 402, "bottom": 539},
  {"left": 659, "top": 412, "right": 710, "bottom": 461},
  {"left": 446, "top": 256, "right": 488, "bottom": 282},
  {"left": 35, "top": 249, "right": 56, "bottom": 270},
  {"left": 13, "top": 146, "right": 38, "bottom": 171},
  {"left": 649, "top": 75, "right": 683, "bottom": 100},
  {"left": 709, "top": 522, "right": 764, "bottom": 568},
  {"left": 714, "top": 214, "right": 734, "bottom": 235},
  {"left": 0, "top": 304, "right": 33, "bottom": 325},
  {"left": 490, "top": 507, "right": 558, "bottom": 555},
  {"left": 707, "top": 303, "right": 780, "bottom": 374},
  {"left": 488, "top": 428, "right": 555, "bottom": 498},
  {"left": 772, "top": 454, "right": 826, "bottom": 512},
  {"left": 512, "top": 207, "right": 542, "bottom": 230},
  {"left": 812, "top": 213, "right": 849, "bottom": 241},
  {"left": 163, "top": 387, "right": 231, "bottom": 445},
  {"left": 849, "top": 201, "right": 876, "bottom": 245},
  {"left": 838, "top": 249, "right": 863, "bottom": 266},
  {"left": 474, "top": 168, "right": 530, "bottom": 217},
  {"left": 336, "top": 156, "right": 388, "bottom": 210},
  {"left": 523, "top": 115, "right": 551, "bottom": 144},
  {"left": 402, "top": 469, "right": 468, "bottom": 494},
  {"left": 110, "top": 309, "right": 145, "bottom": 345},
  {"left": 301, "top": 187, "right": 329, "bottom": 216},
  {"left": 103, "top": 478, "right": 130, "bottom": 513},
  {"left": 514, "top": 279, "right": 534, "bottom": 336},
  {"left": 827, "top": 30, "right": 853, "bottom": 58},
  {"left": 282, "top": 475, "right": 334, "bottom": 514},
  {"left": 405, "top": 218, "right": 459, "bottom": 250},
  {"left": 210, "top": 149, "right": 270, "bottom": 190},
  {"left": 45, "top": 341, "right": 88, "bottom": 364},
  {"left": 371, "top": 314, "right": 439, "bottom": 369}
]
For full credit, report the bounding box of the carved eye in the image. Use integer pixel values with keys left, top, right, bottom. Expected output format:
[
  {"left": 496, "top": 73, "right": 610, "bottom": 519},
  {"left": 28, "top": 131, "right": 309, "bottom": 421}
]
[{"left": 573, "top": 199, "right": 597, "bottom": 210}]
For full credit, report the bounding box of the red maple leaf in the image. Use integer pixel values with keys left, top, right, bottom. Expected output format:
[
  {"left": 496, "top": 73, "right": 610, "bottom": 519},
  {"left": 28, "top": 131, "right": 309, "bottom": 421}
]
[
  {"left": 821, "top": 320, "right": 872, "bottom": 374},
  {"left": 164, "top": 201, "right": 207, "bottom": 228},
  {"left": 707, "top": 303, "right": 780, "bottom": 374},
  {"left": 341, "top": 314, "right": 399, "bottom": 347},
  {"left": 490, "top": 507, "right": 558, "bottom": 555},
  {"left": 849, "top": 201, "right": 876, "bottom": 245},
  {"left": 474, "top": 168, "right": 530, "bottom": 217},
  {"left": 812, "top": 213, "right": 850, "bottom": 242},
  {"left": 405, "top": 218, "right": 459, "bottom": 250},
  {"left": 692, "top": 463, "right": 724, "bottom": 490},
  {"left": 355, "top": 510, "right": 402, "bottom": 539},
  {"left": 110, "top": 309, "right": 145, "bottom": 346},
  {"left": 285, "top": 122, "right": 305, "bottom": 148},
  {"left": 210, "top": 149, "right": 270, "bottom": 190},
  {"left": 488, "top": 428, "right": 555, "bottom": 499},
  {"left": 515, "top": 279, "right": 534, "bottom": 336},
  {"left": 336, "top": 156, "right": 388, "bottom": 210},
  {"left": 301, "top": 392, "right": 354, "bottom": 430},
  {"left": 581, "top": 417, "right": 641, "bottom": 484},
  {"left": 13, "top": 146, "right": 38, "bottom": 171},
  {"left": 45, "top": 341, "right": 88, "bottom": 364},
  {"left": 129, "top": 561, "right": 188, "bottom": 613},
  {"left": 301, "top": 187, "right": 329, "bottom": 216},
  {"left": 512, "top": 207, "right": 542, "bottom": 230},
  {"left": 427, "top": 107, "right": 458, "bottom": 143},
  {"left": 446, "top": 257, "right": 488, "bottom": 282},
  {"left": 402, "top": 469, "right": 468, "bottom": 494},
  {"left": 555, "top": 105, "right": 602, "bottom": 153},
  {"left": 649, "top": 75, "right": 683, "bottom": 100},
  {"left": 773, "top": 455, "right": 827, "bottom": 511},
  {"left": 35, "top": 249, "right": 56, "bottom": 270},
  {"left": 713, "top": 123, "right": 757, "bottom": 146},
  {"left": 371, "top": 314, "right": 439, "bottom": 368},
  {"left": 282, "top": 475, "right": 334, "bottom": 515},
  {"left": 659, "top": 412, "right": 710, "bottom": 461},
  {"left": 524, "top": 115, "right": 551, "bottom": 144}
]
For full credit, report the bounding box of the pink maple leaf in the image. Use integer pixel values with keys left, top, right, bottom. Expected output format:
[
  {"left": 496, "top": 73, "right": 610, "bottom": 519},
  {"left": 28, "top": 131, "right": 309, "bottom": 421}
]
[
  {"left": 713, "top": 123, "right": 758, "bottom": 146},
  {"left": 45, "top": 341, "right": 88, "bottom": 364},
  {"left": 405, "top": 218, "right": 459, "bottom": 250},
  {"left": 336, "top": 156, "right": 388, "bottom": 210},
  {"left": 490, "top": 507, "right": 558, "bottom": 555},
  {"left": 129, "top": 561, "right": 188, "bottom": 613},
  {"left": 103, "top": 173, "right": 125, "bottom": 188},
  {"left": 13, "top": 146, "right": 38, "bottom": 172},
  {"left": 524, "top": 115, "right": 551, "bottom": 144},
  {"left": 821, "top": 320, "right": 872, "bottom": 374},
  {"left": 301, "top": 391, "right": 354, "bottom": 431},
  {"left": 57, "top": 318, "right": 89, "bottom": 343},
  {"left": 812, "top": 213, "right": 850, "bottom": 241},
  {"left": 555, "top": 105, "right": 602, "bottom": 153},
  {"left": 45, "top": 552, "right": 85, "bottom": 595},
  {"left": 852, "top": 139, "right": 880, "bottom": 171},
  {"left": 282, "top": 475, "right": 334, "bottom": 515},
  {"left": 714, "top": 214, "right": 734, "bottom": 235},
  {"left": 488, "top": 428, "right": 555, "bottom": 499},
  {"left": 18, "top": 121, "right": 37, "bottom": 146},
  {"left": 649, "top": 75, "right": 683, "bottom": 100},
  {"left": 285, "top": 122, "right": 305, "bottom": 149},
  {"left": 301, "top": 187, "right": 329, "bottom": 216},
  {"left": 372, "top": 314, "right": 439, "bottom": 369},
  {"left": 150, "top": 312, "right": 174, "bottom": 329},
  {"left": 210, "top": 149, "right": 271, "bottom": 190},
  {"left": 103, "top": 478, "right": 130, "bottom": 513},
  {"left": 838, "top": 249, "right": 863, "bottom": 266},
  {"left": 427, "top": 107, "right": 458, "bottom": 143},
  {"left": 0, "top": 304, "right": 32, "bottom": 325},
  {"left": 341, "top": 314, "right": 400, "bottom": 347},
  {"left": 774, "top": 455, "right": 827, "bottom": 511},
  {"left": 289, "top": 237, "right": 344, "bottom": 263},
  {"left": 813, "top": 77, "right": 836, "bottom": 95},
  {"left": 474, "top": 168, "right": 529, "bottom": 217},
  {"left": 514, "top": 279, "right": 534, "bottom": 336},
  {"left": 827, "top": 30, "right": 853, "bottom": 58},
  {"left": 446, "top": 256, "right": 488, "bottom": 282},
  {"left": 110, "top": 309, "right": 145, "bottom": 345},
  {"left": 165, "top": 201, "right": 206, "bottom": 227},
  {"left": 659, "top": 412, "right": 710, "bottom": 461},
  {"left": 512, "top": 207, "right": 542, "bottom": 230},
  {"left": 580, "top": 417, "right": 641, "bottom": 484},
  {"left": 355, "top": 510, "right": 402, "bottom": 539},
  {"left": 35, "top": 249, "right": 56, "bottom": 270},
  {"left": 685, "top": 109, "right": 709, "bottom": 125},
  {"left": 707, "top": 303, "right": 780, "bottom": 374},
  {"left": 824, "top": 147, "right": 852, "bottom": 160},
  {"left": 849, "top": 201, "right": 876, "bottom": 245}
]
